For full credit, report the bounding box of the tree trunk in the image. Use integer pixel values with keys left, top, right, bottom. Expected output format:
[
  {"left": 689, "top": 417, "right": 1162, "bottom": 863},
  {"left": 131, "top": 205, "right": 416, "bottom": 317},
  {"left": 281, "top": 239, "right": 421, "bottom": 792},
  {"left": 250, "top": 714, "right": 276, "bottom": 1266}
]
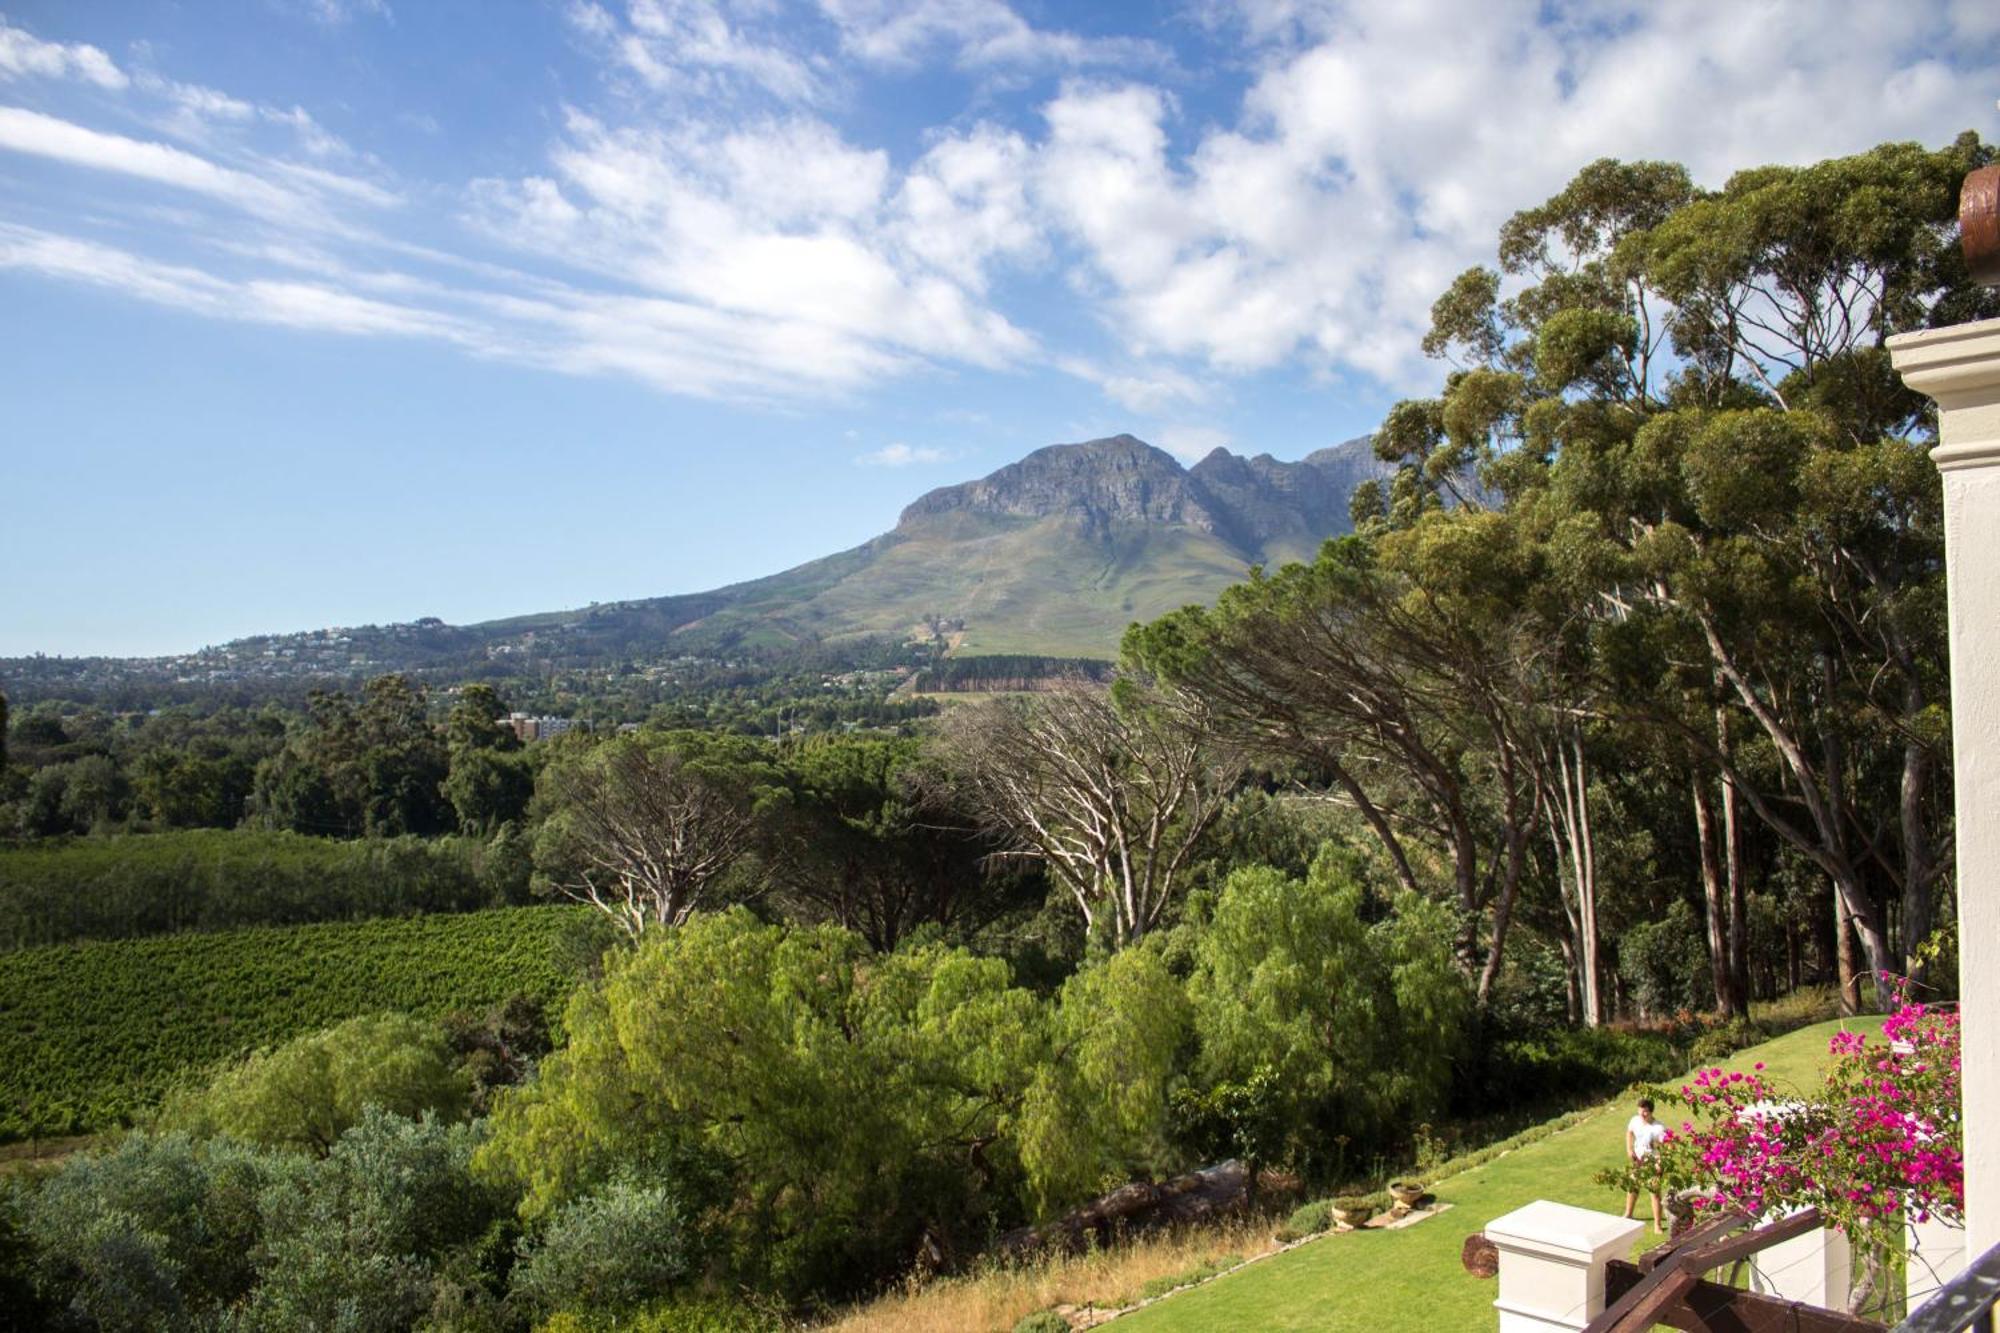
[
  {"left": 1570, "top": 734, "right": 1601, "bottom": 1027},
  {"left": 1557, "top": 933, "right": 1581, "bottom": 1026},
  {"left": 1900, "top": 725, "right": 1936, "bottom": 983},
  {"left": 1693, "top": 774, "right": 1739, "bottom": 1017},
  {"left": 1551, "top": 731, "right": 1601, "bottom": 1025},
  {"left": 1835, "top": 894, "right": 1861, "bottom": 1017},
  {"left": 1718, "top": 708, "right": 1750, "bottom": 1012},
  {"left": 1695, "top": 619, "right": 1892, "bottom": 1007}
]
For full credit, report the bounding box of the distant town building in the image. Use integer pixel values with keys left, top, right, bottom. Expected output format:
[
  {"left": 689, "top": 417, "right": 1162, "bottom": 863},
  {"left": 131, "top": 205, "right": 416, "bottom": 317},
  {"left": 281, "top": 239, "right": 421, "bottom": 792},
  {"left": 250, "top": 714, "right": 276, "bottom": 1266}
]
[{"left": 507, "top": 713, "right": 583, "bottom": 742}]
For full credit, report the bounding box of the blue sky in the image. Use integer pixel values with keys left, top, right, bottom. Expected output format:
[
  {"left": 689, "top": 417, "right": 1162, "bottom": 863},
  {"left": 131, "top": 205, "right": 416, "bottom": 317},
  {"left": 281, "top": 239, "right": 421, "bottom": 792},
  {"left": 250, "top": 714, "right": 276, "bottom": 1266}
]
[{"left": 2, "top": 1, "right": 1995, "bottom": 656}]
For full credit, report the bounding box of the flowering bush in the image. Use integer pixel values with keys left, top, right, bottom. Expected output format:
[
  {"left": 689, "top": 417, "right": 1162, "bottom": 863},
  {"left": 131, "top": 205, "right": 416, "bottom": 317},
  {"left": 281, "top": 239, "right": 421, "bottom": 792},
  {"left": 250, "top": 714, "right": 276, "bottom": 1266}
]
[{"left": 1633, "top": 990, "right": 1961, "bottom": 1242}]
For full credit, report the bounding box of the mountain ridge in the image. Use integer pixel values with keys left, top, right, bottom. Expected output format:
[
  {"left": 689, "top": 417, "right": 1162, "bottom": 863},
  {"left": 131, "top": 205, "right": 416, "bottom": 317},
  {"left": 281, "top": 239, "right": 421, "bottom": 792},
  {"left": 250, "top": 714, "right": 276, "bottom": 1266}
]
[
  {"left": 470, "top": 431, "right": 1387, "bottom": 659},
  {"left": 1, "top": 433, "right": 1387, "bottom": 683}
]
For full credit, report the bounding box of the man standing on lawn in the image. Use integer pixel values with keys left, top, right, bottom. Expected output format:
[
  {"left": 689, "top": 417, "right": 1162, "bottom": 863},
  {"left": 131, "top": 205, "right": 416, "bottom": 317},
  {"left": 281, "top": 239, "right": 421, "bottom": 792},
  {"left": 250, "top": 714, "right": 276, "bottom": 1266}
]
[{"left": 1622, "top": 1097, "right": 1669, "bottom": 1232}]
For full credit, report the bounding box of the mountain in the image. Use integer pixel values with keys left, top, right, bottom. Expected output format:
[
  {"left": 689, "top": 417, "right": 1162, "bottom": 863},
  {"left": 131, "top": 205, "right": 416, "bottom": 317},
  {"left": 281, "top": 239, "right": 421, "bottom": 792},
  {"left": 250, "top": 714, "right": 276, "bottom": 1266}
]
[
  {"left": 497, "top": 432, "right": 1385, "bottom": 660},
  {"left": 2, "top": 434, "right": 1388, "bottom": 694}
]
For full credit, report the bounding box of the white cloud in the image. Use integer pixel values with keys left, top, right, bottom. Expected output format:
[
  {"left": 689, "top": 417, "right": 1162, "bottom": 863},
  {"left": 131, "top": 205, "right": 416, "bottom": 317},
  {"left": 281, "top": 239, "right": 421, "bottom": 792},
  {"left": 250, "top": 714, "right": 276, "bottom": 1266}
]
[
  {"left": 0, "top": 102, "right": 393, "bottom": 232},
  {"left": 146, "top": 77, "right": 256, "bottom": 123},
  {"left": 1104, "top": 374, "right": 1202, "bottom": 415},
  {"left": 0, "top": 0, "right": 1994, "bottom": 420},
  {"left": 570, "top": 0, "right": 1163, "bottom": 109},
  {"left": 0, "top": 223, "right": 471, "bottom": 342},
  {"left": 890, "top": 124, "right": 1041, "bottom": 291},
  {"left": 819, "top": 0, "right": 1164, "bottom": 72},
  {"left": 0, "top": 220, "right": 909, "bottom": 401},
  {"left": 0, "top": 107, "right": 313, "bottom": 220},
  {"left": 470, "top": 110, "right": 1039, "bottom": 385},
  {"left": 574, "top": 0, "right": 829, "bottom": 105},
  {"left": 123, "top": 64, "right": 360, "bottom": 161},
  {"left": 1033, "top": 0, "right": 1996, "bottom": 388},
  {"left": 857, "top": 441, "right": 946, "bottom": 466},
  {"left": 293, "top": 0, "right": 392, "bottom": 25},
  {"left": 0, "top": 17, "right": 127, "bottom": 89}
]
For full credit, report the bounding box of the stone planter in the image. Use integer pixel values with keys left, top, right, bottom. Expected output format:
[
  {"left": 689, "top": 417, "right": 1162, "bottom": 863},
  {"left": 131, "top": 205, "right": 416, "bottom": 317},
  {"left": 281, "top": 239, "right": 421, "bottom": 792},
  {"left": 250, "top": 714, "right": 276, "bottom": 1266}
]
[
  {"left": 1388, "top": 1181, "right": 1426, "bottom": 1218},
  {"left": 1331, "top": 1202, "right": 1376, "bottom": 1229}
]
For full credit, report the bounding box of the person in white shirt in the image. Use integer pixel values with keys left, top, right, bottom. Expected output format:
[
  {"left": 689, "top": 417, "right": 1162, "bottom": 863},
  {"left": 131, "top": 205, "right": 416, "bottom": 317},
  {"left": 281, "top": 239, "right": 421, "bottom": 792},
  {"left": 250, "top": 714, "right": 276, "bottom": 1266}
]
[{"left": 1623, "top": 1097, "right": 1668, "bottom": 1232}]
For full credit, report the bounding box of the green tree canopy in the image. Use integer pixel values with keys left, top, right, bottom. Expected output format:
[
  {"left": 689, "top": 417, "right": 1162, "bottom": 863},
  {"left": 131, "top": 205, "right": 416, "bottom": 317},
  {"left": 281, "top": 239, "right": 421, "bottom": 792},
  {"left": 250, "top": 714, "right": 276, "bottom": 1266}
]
[{"left": 163, "top": 1011, "right": 468, "bottom": 1154}]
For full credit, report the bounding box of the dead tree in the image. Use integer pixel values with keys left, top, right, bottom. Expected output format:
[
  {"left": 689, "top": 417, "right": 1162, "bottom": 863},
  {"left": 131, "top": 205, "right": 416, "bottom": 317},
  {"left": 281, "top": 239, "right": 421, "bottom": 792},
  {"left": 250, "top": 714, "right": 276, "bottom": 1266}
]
[
  {"left": 540, "top": 739, "right": 756, "bottom": 938},
  {"left": 934, "top": 679, "right": 1239, "bottom": 948}
]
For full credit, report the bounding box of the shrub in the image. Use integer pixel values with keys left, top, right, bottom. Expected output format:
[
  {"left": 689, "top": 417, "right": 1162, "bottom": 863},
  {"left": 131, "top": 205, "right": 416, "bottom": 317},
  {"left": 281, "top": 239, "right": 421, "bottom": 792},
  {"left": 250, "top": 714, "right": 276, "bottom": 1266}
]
[
  {"left": 1184, "top": 848, "right": 1469, "bottom": 1175},
  {"left": 0, "top": 1188, "right": 48, "bottom": 1329},
  {"left": 1014, "top": 1311, "right": 1073, "bottom": 1333},
  {"left": 164, "top": 1012, "right": 468, "bottom": 1153},
  {"left": 510, "top": 1175, "right": 715, "bottom": 1316},
  {"left": 617, "top": 1298, "right": 784, "bottom": 1332},
  {"left": 1274, "top": 1198, "right": 1332, "bottom": 1242},
  {"left": 1331, "top": 1195, "right": 1378, "bottom": 1224},
  {"left": 236, "top": 1108, "right": 509, "bottom": 1332},
  {"left": 1422, "top": 1108, "right": 1599, "bottom": 1184},
  {"left": 1464, "top": 1024, "right": 1680, "bottom": 1111},
  {"left": 534, "top": 1294, "right": 779, "bottom": 1333},
  {"left": 1752, "top": 985, "right": 1840, "bottom": 1031},
  {"left": 19, "top": 1132, "right": 286, "bottom": 1328},
  {"left": 1688, "top": 1020, "right": 1761, "bottom": 1067},
  {"left": 1619, "top": 900, "right": 1714, "bottom": 1019}
]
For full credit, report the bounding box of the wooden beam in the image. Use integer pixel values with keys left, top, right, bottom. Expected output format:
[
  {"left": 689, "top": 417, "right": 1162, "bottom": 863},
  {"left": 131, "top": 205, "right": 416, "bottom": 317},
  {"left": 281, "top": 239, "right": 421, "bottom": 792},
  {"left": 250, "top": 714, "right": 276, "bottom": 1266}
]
[
  {"left": 1585, "top": 1208, "right": 1837, "bottom": 1333},
  {"left": 1583, "top": 1262, "right": 1698, "bottom": 1333},
  {"left": 1677, "top": 1207, "right": 1823, "bottom": 1273},
  {"left": 1606, "top": 1260, "right": 1888, "bottom": 1333},
  {"left": 1640, "top": 1209, "right": 1754, "bottom": 1274}
]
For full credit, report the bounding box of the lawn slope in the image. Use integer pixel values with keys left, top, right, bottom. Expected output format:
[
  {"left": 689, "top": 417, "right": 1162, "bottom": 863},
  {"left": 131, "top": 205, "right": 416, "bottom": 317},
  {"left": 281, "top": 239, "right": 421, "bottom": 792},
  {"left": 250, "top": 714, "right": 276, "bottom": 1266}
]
[{"left": 1117, "top": 1017, "right": 1885, "bottom": 1333}]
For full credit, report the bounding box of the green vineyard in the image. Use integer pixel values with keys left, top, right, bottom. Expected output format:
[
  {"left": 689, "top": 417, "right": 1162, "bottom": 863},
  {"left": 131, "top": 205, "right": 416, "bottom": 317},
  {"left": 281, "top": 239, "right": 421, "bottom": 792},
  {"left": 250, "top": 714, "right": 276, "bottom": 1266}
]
[{"left": 0, "top": 905, "right": 594, "bottom": 1140}]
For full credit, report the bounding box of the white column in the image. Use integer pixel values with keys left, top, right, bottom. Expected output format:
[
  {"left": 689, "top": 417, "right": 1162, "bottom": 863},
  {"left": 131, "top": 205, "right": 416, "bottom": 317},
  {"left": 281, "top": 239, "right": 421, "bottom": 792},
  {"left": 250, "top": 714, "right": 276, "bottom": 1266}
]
[
  {"left": 1485, "top": 1200, "right": 1645, "bottom": 1332},
  {"left": 1908, "top": 1212, "right": 1969, "bottom": 1306},
  {"left": 1890, "top": 315, "right": 2000, "bottom": 1258},
  {"left": 1743, "top": 1209, "right": 1850, "bottom": 1309}
]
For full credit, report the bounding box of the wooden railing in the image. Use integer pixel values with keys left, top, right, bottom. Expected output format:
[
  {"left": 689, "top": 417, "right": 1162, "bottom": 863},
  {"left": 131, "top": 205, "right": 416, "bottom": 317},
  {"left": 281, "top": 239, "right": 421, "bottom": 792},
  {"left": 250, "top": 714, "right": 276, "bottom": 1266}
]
[{"left": 1583, "top": 1207, "right": 1887, "bottom": 1333}]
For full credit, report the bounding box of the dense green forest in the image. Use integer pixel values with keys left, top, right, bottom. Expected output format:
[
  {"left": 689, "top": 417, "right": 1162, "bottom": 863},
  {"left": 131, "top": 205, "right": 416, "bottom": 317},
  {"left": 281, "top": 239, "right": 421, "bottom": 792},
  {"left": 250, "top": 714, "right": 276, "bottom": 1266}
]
[
  {"left": 910, "top": 655, "right": 1113, "bottom": 693},
  {"left": 0, "top": 831, "right": 532, "bottom": 949},
  {"left": 0, "top": 135, "right": 1991, "bottom": 1331}
]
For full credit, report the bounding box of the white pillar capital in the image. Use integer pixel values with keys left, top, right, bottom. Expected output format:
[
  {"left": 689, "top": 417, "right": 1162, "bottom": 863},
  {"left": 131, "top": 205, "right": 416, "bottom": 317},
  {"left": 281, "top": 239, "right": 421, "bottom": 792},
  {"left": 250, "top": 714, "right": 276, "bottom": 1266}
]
[
  {"left": 1891, "top": 314, "right": 2000, "bottom": 1258},
  {"left": 1889, "top": 316, "right": 2000, "bottom": 471},
  {"left": 1485, "top": 1200, "right": 1645, "bottom": 1332}
]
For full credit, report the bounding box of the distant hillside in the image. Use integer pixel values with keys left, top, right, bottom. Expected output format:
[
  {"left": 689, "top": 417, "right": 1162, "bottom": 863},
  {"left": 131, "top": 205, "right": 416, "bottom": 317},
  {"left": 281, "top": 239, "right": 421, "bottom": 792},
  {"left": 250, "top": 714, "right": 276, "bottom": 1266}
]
[
  {"left": 524, "top": 432, "right": 1385, "bottom": 660},
  {"left": 1, "top": 432, "right": 1386, "bottom": 691}
]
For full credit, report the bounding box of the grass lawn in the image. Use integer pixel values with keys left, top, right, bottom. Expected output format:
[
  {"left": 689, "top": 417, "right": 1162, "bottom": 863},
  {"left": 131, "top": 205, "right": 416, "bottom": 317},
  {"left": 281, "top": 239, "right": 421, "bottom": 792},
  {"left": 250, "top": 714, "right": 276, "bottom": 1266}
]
[{"left": 1116, "top": 1016, "right": 1886, "bottom": 1333}]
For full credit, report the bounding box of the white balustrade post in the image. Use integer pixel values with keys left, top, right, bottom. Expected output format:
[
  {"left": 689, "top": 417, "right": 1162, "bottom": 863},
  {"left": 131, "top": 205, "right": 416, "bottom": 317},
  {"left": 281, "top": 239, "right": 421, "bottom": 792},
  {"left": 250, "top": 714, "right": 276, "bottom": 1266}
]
[
  {"left": 1907, "top": 1210, "right": 1969, "bottom": 1306},
  {"left": 1484, "top": 1200, "right": 1645, "bottom": 1331},
  {"left": 1890, "top": 315, "right": 2000, "bottom": 1256},
  {"left": 1742, "top": 1208, "right": 1850, "bottom": 1310}
]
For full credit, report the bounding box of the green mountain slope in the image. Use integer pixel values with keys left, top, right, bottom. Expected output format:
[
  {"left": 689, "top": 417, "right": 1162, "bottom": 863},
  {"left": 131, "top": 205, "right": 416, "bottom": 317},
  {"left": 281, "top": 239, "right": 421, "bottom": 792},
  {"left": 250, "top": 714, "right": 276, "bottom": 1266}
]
[
  {"left": 485, "top": 433, "right": 1383, "bottom": 660},
  {"left": 0, "top": 433, "right": 1385, "bottom": 687}
]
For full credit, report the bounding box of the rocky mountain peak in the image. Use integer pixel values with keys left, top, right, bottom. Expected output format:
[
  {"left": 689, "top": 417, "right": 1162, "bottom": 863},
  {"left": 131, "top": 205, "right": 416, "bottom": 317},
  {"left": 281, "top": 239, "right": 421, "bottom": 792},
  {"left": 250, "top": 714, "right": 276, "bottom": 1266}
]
[
  {"left": 898, "top": 434, "right": 1219, "bottom": 531},
  {"left": 897, "top": 432, "right": 1386, "bottom": 558}
]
